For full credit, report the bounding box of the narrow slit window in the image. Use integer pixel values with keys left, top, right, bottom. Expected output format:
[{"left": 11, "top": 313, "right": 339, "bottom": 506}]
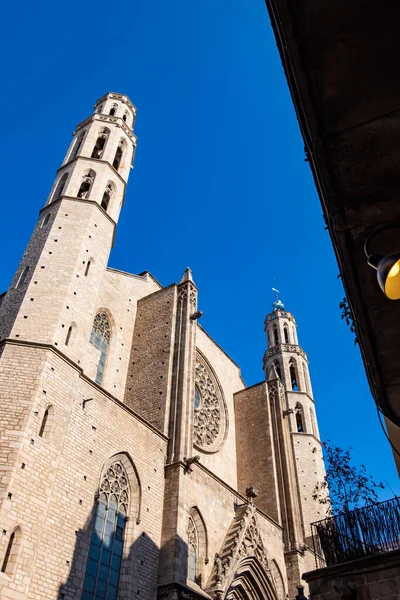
[
  {"left": 65, "top": 326, "right": 73, "bottom": 346},
  {"left": 85, "top": 261, "right": 91, "bottom": 277},
  {"left": 38, "top": 405, "right": 54, "bottom": 438},
  {"left": 16, "top": 266, "right": 29, "bottom": 289},
  {"left": 1, "top": 527, "right": 21, "bottom": 575}
]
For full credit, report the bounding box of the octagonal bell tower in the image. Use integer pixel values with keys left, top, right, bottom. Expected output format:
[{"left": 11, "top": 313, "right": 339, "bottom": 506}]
[{"left": 263, "top": 290, "right": 326, "bottom": 540}]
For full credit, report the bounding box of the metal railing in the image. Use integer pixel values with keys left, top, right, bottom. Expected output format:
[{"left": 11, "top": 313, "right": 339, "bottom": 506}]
[{"left": 311, "top": 497, "right": 400, "bottom": 568}]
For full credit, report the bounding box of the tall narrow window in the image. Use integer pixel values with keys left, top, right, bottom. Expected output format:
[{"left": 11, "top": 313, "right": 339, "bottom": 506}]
[
  {"left": 188, "top": 516, "right": 198, "bottom": 583},
  {"left": 52, "top": 172, "right": 68, "bottom": 202},
  {"left": 70, "top": 132, "right": 85, "bottom": 161},
  {"left": 90, "top": 312, "right": 111, "bottom": 385},
  {"left": 78, "top": 170, "right": 95, "bottom": 199},
  {"left": 1, "top": 526, "right": 22, "bottom": 575},
  {"left": 289, "top": 359, "right": 298, "bottom": 391},
  {"left": 97, "top": 104, "right": 104, "bottom": 114},
  {"left": 41, "top": 213, "right": 51, "bottom": 228},
  {"left": 112, "top": 140, "right": 125, "bottom": 171},
  {"left": 101, "top": 182, "right": 114, "bottom": 211},
  {"left": 310, "top": 407, "right": 316, "bottom": 436},
  {"left": 85, "top": 261, "right": 91, "bottom": 277},
  {"left": 91, "top": 128, "right": 110, "bottom": 159},
  {"left": 295, "top": 403, "right": 305, "bottom": 432},
  {"left": 283, "top": 325, "right": 289, "bottom": 344},
  {"left": 292, "top": 326, "right": 296, "bottom": 344},
  {"left": 303, "top": 363, "right": 310, "bottom": 394},
  {"left": 109, "top": 104, "right": 118, "bottom": 116},
  {"left": 65, "top": 326, "right": 73, "bottom": 346},
  {"left": 82, "top": 461, "right": 129, "bottom": 600},
  {"left": 273, "top": 325, "right": 279, "bottom": 346},
  {"left": 39, "top": 405, "right": 54, "bottom": 438},
  {"left": 273, "top": 361, "right": 282, "bottom": 380},
  {"left": 16, "top": 266, "right": 29, "bottom": 289},
  {"left": 122, "top": 111, "right": 128, "bottom": 123}
]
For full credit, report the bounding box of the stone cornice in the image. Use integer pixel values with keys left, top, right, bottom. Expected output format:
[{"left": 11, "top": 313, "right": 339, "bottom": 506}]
[
  {"left": 74, "top": 113, "right": 137, "bottom": 145},
  {"left": 57, "top": 155, "right": 128, "bottom": 189},
  {"left": 94, "top": 92, "right": 137, "bottom": 115},
  {"left": 0, "top": 338, "right": 168, "bottom": 443},
  {"left": 263, "top": 343, "right": 308, "bottom": 363}
]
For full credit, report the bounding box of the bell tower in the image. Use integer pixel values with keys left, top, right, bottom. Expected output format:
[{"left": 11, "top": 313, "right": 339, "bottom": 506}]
[
  {"left": 0, "top": 93, "right": 137, "bottom": 368},
  {"left": 263, "top": 290, "right": 326, "bottom": 541}
]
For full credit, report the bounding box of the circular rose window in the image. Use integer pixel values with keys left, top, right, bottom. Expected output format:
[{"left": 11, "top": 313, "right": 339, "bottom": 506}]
[{"left": 193, "top": 352, "right": 228, "bottom": 453}]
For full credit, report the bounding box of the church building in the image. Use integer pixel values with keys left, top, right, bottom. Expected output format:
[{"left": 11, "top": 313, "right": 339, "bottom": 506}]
[{"left": 0, "top": 93, "right": 327, "bottom": 600}]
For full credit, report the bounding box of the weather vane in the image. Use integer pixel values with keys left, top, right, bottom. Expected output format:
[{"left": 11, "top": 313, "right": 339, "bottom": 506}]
[{"left": 272, "top": 287, "right": 284, "bottom": 311}]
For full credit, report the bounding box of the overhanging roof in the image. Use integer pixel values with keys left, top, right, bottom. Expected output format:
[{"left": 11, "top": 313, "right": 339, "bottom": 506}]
[{"left": 264, "top": 0, "right": 400, "bottom": 425}]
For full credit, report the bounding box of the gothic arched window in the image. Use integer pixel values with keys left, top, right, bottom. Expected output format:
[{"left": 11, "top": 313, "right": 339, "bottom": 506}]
[
  {"left": 273, "top": 325, "right": 279, "bottom": 346},
  {"left": 1, "top": 526, "right": 22, "bottom": 575},
  {"left": 52, "top": 172, "right": 68, "bottom": 202},
  {"left": 289, "top": 359, "right": 299, "bottom": 391},
  {"left": 295, "top": 403, "right": 305, "bottom": 432},
  {"left": 16, "top": 266, "right": 30, "bottom": 289},
  {"left": 39, "top": 405, "right": 54, "bottom": 439},
  {"left": 41, "top": 213, "right": 51, "bottom": 228},
  {"left": 109, "top": 104, "right": 118, "bottom": 116},
  {"left": 101, "top": 182, "right": 114, "bottom": 211},
  {"left": 90, "top": 312, "right": 111, "bottom": 385},
  {"left": 310, "top": 407, "right": 316, "bottom": 436},
  {"left": 85, "top": 261, "right": 91, "bottom": 277},
  {"left": 65, "top": 323, "right": 76, "bottom": 346},
  {"left": 122, "top": 111, "right": 128, "bottom": 123},
  {"left": 188, "top": 515, "right": 198, "bottom": 583},
  {"left": 283, "top": 325, "right": 289, "bottom": 344},
  {"left": 77, "top": 170, "right": 96, "bottom": 199},
  {"left": 91, "top": 128, "right": 110, "bottom": 160},
  {"left": 113, "top": 139, "right": 125, "bottom": 171},
  {"left": 70, "top": 132, "right": 85, "bottom": 161},
  {"left": 97, "top": 104, "right": 104, "bottom": 114},
  {"left": 82, "top": 461, "right": 129, "bottom": 600}
]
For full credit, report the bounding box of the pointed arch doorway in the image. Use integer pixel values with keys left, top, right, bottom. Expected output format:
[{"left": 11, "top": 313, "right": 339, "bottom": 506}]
[{"left": 223, "top": 557, "right": 279, "bottom": 600}]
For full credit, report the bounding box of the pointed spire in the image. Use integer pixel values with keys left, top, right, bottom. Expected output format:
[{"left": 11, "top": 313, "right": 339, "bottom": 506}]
[
  {"left": 268, "top": 363, "right": 280, "bottom": 381},
  {"left": 180, "top": 267, "right": 194, "bottom": 284}
]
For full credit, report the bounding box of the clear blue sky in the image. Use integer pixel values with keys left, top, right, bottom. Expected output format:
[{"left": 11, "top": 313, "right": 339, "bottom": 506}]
[{"left": 1, "top": 0, "right": 398, "bottom": 494}]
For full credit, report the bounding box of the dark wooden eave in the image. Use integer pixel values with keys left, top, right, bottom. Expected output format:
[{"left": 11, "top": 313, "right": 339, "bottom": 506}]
[{"left": 264, "top": 0, "right": 400, "bottom": 425}]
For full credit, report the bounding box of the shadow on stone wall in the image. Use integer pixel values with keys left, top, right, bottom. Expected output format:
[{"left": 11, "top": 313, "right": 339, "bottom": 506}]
[{"left": 57, "top": 498, "right": 164, "bottom": 600}]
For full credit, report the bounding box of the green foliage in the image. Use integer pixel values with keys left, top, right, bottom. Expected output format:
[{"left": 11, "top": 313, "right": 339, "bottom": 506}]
[
  {"left": 313, "top": 441, "right": 385, "bottom": 515},
  {"left": 339, "top": 296, "right": 359, "bottom": 345}
]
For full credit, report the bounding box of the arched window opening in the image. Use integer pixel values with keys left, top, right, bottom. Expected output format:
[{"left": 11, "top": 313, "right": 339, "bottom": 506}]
[
  {"left": 303, "top": 363, "right": 310, "bottom": 394},
  {"left": 52, "top": 172, "right": 68, "bottom": 202},
  {"left": 39, "top": 405, "right": 54, "bottom": 439},
  {"left": 97, "top": 104, "right": 104, "bottom": 114},
  {"left": 65, "top": 325, "right": 73, "bottom": 346},
  {"left": 188, "top": 515, "right": 198, "bottom": 583},
  {"left": 90, "top": 312, "right": 111, "bottom": 385},
  {"left": 16, "top": 266, "right": 29, "bottom": 289},
  {"left": 273, "top": 361, "right": 282, "bottom": 380},
  {"left": 284, "top": 325, "right": 289, "bottom": 344},
  {"left": 122, "top": 111, "right": 128, "bottom": 123},
  {"left": 82, "top": 460, "right": 129, "bottom": 600},
  {"left": 310, "top": 407, "right": 316, "bottom": 436},
  {"left": 91, "top": 128, "right": 110, "bottom": 159},
  {"left": 85, "top": 261, "right": 91, "bottom": 277},
  {"left": 41, "top": 213, "right": 51, "bottom": 228},
  {"left": 295, "top": 403, "right": 305, "bottom": 432},
  {"left": 112, "top": 140, "right": 125, "bottom": 171},
  {"left": 109, "top": 104, "right": 118, "bottom": 116},
  {"left": 70, "top": 132, "right": 85, "bottom": 161},
  {"left": 273, "top": 326, "right": 279, "bottom": 346},
  {"left": 101, "top": 182, "right": 114, "bottom": 211},
  {"left": 188, "top": 507, "right": 207, "bottom": 587},
  {"left": 77, "top": 170, "right": 95, "bottom": 199},
  {"left": 289, "top": 359, "right": 298, "bottom": 391},
  {"left": 1, "top": 526, "right": 22, "bottom": 575}
]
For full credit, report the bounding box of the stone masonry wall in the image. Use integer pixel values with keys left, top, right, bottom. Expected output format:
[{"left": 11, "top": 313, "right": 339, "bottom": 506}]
[
  {"left": 234, "top": 382, "right": 281, "bottom": 524},
  {"left": 0, "top": 342, "right": 167, "bottom": 600},
  {"left": 124, "top": 285, "right": 177, "bottom": 434}
]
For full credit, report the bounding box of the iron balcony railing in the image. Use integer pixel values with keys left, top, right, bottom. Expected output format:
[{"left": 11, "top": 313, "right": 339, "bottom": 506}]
[{"left": 311, "top": 496, "right": 400, "bottom": 568}]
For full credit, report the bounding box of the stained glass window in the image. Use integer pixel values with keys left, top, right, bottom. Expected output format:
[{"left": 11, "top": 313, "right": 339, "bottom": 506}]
[
  {"left": 82, "top": 462, "right": 128, "bottom": 600},
  {"left": 90, "top": 312, "right": 111, "bottom": 385}
]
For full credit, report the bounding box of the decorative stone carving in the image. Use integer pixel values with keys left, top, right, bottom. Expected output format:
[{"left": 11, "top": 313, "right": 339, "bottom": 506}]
[
  {"left": 193, "top": 352, "right": 227, "bottom": 452},
  {"left": 99, "top": 460, "right": 129, "bottom": 511}
]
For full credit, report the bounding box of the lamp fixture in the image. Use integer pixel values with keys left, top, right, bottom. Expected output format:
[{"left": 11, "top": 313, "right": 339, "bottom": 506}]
[{"left": 364, "top": 223, "right": 400, "bottom": 300}]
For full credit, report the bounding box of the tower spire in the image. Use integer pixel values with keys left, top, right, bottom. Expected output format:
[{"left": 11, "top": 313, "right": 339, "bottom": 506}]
[{"left": 272, "top": 287, "right": 284, "bottom": 311}]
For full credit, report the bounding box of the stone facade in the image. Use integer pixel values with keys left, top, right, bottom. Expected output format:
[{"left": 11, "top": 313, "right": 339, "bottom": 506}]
[{"left": 0, "top": 94, "right": 327, "bottom": 600}]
